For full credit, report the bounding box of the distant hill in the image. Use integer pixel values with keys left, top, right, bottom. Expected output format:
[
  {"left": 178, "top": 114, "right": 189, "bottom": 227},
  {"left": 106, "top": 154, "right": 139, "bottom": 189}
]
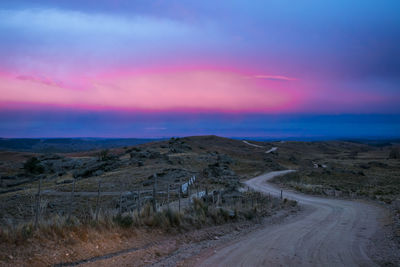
[
  {"left": 0, "top": 138, "right": 161, "bottom": 153},
  {"left": 342, "top": 138, "right": 400, "bottom": 147}
]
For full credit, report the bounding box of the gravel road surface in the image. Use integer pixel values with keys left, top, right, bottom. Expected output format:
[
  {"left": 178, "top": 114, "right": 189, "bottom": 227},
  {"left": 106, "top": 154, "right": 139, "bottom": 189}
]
[{"left": 197, "top": 170, "right": 385, "bottom": 267}]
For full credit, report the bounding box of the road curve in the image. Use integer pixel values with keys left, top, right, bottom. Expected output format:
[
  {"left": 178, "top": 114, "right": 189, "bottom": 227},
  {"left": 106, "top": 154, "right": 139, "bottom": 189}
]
[
  {"left": 197, "top": 170, "right": 385, "bottom": 267},
  {"left": 242, "top": 140, "right": 264, "bottom": 148}
]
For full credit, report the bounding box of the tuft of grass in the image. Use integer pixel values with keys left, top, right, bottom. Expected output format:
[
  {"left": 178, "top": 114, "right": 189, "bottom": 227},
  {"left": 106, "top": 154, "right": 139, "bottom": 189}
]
[
  {"left": 165, "top": 209, "right": 182, "bottom": 227},
  {"left": 113, "top": 214, "right": 134, "bottom": 228}
]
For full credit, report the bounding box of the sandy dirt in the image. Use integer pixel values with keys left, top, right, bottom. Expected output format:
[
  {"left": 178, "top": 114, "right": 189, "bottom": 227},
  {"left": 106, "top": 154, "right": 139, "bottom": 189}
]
[{"left": 196, "top": 170, "right": 389, "bottom": 267}]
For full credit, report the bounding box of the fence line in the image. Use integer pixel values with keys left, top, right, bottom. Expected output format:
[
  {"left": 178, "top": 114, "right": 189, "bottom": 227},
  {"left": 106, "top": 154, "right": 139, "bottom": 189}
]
[
  {"left": 34, "top": 177, "right": 42, "bottom": 228},
  {"left": 9, "top": 173, "right": 287, "bottom": 226}
]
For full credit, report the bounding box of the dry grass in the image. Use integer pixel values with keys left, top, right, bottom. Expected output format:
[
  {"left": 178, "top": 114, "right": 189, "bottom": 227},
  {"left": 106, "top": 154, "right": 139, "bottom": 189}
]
[{"left": 0, "top": 190, "right": 295, "bottom": 246}]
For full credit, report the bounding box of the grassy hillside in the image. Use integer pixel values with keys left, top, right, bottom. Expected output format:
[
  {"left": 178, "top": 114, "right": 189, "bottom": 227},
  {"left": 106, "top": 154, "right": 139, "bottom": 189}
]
[
  {"left": 1, "top": 135, "right": 399, "bottom": 223},
  {"left": 0, "top": 135, "right": 399, "bottom": 265}
]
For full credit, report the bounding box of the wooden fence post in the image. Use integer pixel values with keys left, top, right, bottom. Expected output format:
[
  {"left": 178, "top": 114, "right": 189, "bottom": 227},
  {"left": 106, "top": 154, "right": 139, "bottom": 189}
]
[
  {"left": 95, "top": 180, "right": 101, "bottom": 221},
  {"left": 255, "top": 194, "right": 258, "bottom": 208},
  {"left": 137, "top": 187, "right": 141, "bottom": 214},
  {"left": 153, "top": 174, "right": 157, "bottom": 212},
  {"left": 167, "top": 184, "right": 170, "bottom": 209},
  {"left": 205, "top": 186, "right": 208, "bottom": 204},
  {"left": 178, "top": 184, "right": 181, "bottom": 212},
  {"left": 67, "top": 179, "right": 76, "bottom": 221},
  {"left": 178, "top": 178, "right": 182, "bottom": 212},
  {"left": 34, "top": 177, "right": 42, "bottom": 229},
  {"left": 119, "top": 193, "right": 123, "bottom": 214}
]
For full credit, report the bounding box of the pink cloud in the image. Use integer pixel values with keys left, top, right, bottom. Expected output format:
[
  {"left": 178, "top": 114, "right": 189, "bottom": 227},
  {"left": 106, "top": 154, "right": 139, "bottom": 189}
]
[
  {"left": 15, "top": 75, "right": 64, "bottom": 88},
  {"left": 0, "top": 69, "right": 297, "bottom": 113},
  {"left": 253, "top": 75, "right": 297, "bottom": 81},
  {"left": 2, "top": 66, "right": 392, "bottom": 114}
]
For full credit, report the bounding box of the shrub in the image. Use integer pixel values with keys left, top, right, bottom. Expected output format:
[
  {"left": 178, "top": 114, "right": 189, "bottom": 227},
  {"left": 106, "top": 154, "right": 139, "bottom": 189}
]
[
  {"left": 151, "top": 212, "right": 169, "bottom": 227},
  {"left": 243, "top": 209, "right": 256, "bottom": 220},
  {"left": 98, "top": 149, "right": 110, "bottom": 161},
  {"left": 219, "top": 208, "right": 230, "bottom": 222},
  {"left": 113, "top": 214, "right": 133, "bottom": 228},
  {"left": 23, "top": 157, "right": 44, "bottom": 174},
  {"left": 389, "top": 148, "right": 400, "bottom": 159}
]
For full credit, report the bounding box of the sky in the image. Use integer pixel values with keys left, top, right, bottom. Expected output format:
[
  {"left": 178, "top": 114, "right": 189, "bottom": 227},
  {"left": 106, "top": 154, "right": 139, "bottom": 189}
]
[{"left": 0, "top": 0, "right": 399, "bottom": 138}]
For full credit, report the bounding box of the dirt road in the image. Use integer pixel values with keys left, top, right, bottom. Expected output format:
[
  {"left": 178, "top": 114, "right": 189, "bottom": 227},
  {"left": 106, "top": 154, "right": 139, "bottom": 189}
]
[
  {"left": 242, "top": 140, "right": 278, "bottom": 153},
  {"left": 197, "top": 170, "right": 386, "bottom": 267},
  {"left": 242, "top": 140, "right": 264, "bottom": 148}
]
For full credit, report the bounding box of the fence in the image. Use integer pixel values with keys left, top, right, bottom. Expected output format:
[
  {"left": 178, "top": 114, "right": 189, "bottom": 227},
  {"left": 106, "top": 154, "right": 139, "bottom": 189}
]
[
  {"left": 1, "top": 174, "right": 199, "bottom": 226},
  {"left": 0, "top": 174, "right": 286, "bottom": 228}
]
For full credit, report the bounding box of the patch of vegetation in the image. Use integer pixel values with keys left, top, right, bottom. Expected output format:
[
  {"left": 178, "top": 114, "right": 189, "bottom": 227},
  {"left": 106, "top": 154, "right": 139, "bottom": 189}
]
[
  {"left": 272, "top": 164, "right": 400, "bottom": 203},
  {"left": 389, "top": 148, "right": 400, "bottom": 159},
  {"left": 23, "top": 157, "right": 44, "bottom": 174},
  {"left": 113, "top": 214, "right": 134, "bottom": 228},
  {"left": 0, "top": 190, "right": 296, "bottom": 246}
]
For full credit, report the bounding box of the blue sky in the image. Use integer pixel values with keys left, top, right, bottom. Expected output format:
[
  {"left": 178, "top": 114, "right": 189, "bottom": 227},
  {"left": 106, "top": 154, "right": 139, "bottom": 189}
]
[{"left": 0, "top": 0, "right": 399, "bottom": 138}]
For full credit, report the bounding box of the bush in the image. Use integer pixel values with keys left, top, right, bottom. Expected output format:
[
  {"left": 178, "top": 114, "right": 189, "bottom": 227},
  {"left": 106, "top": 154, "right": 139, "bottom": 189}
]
[
  {"left": 389, "top": 148, "right": 400, "bottom": 159},
  {"left": 243, "top": 209, "right": 256, "bottom": 220},
  {"left": 98, "top": 149, "right": 110, "bottom": 161},
  {"left": 23, "top": 157, "right": 44, "bottom": 174},
  {"left": 113, "top": 214, "right": 133, "bottom": 228},
  {"left": 219, "top": 208, "right": 231, "bottom": 222}
]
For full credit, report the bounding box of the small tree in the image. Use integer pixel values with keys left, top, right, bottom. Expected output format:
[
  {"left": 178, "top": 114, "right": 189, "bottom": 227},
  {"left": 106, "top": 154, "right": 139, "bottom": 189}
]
[
  {"left": 24, "top": 157, "right": 44, "bottom": 174},
  {"left": 98, "top": 149, "right": 109, "bottom": 161},
  {"left": 389, "top": 148, "right": 400, "bottom": 159}
]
